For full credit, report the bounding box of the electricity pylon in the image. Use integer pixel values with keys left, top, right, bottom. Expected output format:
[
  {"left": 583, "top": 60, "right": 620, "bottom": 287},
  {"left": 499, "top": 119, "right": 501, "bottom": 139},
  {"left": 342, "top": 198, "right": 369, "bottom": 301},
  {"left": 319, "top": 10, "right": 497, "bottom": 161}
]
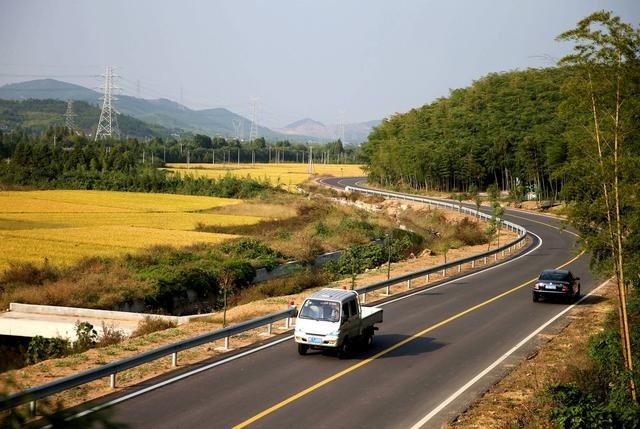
[{"left": 95, "top": 66, "right": 120, "bottom": 140}]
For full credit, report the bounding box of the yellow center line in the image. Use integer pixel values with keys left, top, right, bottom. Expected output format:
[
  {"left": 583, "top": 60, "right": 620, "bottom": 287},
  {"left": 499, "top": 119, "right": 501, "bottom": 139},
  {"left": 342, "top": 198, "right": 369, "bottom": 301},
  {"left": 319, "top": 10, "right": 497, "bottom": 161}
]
[
  {"left": 234, "top": 250, "right": 586, "bottom": 428},
  {"left": 506, "top": 212, "right": 579, "bottom": 237}
]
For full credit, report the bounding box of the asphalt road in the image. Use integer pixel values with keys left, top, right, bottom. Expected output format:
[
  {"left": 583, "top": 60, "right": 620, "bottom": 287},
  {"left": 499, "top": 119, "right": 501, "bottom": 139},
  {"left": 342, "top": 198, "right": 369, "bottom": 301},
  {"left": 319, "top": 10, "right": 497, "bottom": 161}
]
[{"left": 89, "top": 178, "right": 593, "bottom": 429}]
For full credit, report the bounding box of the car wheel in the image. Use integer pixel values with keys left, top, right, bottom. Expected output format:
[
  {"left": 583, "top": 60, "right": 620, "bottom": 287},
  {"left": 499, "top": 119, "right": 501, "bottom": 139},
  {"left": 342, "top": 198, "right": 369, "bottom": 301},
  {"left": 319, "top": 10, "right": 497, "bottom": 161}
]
[
  {"left": 298, "top": 343, "right": 309, "bottom": 355},
  {"left": 532, "top": 293, "right": 539, "bottom": 302}
]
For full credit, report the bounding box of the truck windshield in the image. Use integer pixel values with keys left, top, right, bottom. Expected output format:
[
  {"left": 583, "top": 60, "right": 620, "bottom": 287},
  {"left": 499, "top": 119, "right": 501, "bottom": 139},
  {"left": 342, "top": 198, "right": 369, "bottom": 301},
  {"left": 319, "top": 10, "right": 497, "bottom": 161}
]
[{"left": 299, "top": 299, "right": 340, "bottom": 322}]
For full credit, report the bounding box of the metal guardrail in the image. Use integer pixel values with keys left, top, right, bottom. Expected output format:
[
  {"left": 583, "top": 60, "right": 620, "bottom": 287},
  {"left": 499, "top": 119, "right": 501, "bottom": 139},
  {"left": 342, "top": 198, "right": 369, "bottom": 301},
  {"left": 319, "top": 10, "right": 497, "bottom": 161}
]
[
  {"left": 1, "top": 186, "right": 529, "bottom": 414},
  {"left": 344, "top": 185, "right": 529, "bottom": 302},
  {"left": 0, "top": 307, "right": 297, "bottom": 413}
]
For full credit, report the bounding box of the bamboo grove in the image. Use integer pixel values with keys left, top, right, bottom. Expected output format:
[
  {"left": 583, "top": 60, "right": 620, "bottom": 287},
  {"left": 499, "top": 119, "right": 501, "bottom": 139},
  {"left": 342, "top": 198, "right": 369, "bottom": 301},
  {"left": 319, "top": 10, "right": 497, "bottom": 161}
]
[{"left": 361, "top": 66, "right": 577, "bottom": 198}]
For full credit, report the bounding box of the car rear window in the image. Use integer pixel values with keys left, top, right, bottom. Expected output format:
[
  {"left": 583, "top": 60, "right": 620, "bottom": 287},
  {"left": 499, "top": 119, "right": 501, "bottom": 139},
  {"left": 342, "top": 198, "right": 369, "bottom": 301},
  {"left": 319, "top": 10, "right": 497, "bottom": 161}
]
[{"left": 539, "top": 271, "right": 570, "bottom": 281}]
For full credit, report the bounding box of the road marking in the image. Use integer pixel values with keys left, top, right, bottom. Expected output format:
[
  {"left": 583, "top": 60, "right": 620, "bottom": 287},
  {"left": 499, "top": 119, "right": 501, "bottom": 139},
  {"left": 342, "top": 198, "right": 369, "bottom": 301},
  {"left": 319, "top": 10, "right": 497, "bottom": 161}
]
[
  {"left": 410, "top": 272, "right": 602, "bottom": 429},
  {"left": 505, "top": 212, "right": 579, "bottom": 237},
  {"left": 46, "top": 336, "right": 295, "bottom": 428},
  {"left": 233, "top": 250, "right": 584, "bottom": 428},
  {"left": 56, "top": 214, "right": 542, "bottom": 426}
]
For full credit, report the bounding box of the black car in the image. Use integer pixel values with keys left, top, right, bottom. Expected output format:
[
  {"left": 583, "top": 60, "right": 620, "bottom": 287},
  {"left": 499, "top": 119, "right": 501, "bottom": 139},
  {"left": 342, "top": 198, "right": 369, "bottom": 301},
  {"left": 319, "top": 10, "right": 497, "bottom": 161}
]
[{"left": 532, "top": 269, "right": 581, "bottom": 303}]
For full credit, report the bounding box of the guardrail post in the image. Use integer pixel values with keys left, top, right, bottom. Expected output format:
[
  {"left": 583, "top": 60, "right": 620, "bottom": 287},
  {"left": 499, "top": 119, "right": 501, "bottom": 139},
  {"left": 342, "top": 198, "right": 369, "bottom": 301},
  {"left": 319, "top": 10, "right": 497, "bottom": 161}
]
[
  {"left": 224, "top": 336, "right": 230, "bottom": 350},
  {"left": 494, "top": 253, "right": 498, "bottom": 261},
  {"left": 457, "top": 264, "right": 461, "bottom": 273},
  {"left": 425, "top": 273, "right": 430, "bottom": 284},
  {"left": 385, "top": 285, "right": 390, "bottom": 295},
  {"left": 29, "top": 400, "right": 36, "bottom": 416},
  {"left": 267, "top": 323, "right": 273, "bottom": 335},
  {"left": 442, "top": 268, "right": 446, "bottom": 277},
  {"left": 484, "top": 256, "right": 488, "bottom": 265},
  {"left": 407, "top": 279, "right": 412, "bottom": 289},
  {"left": 362, "top": 292, "right": 367, "bottom": 304},
  {"left": 172, "top": 352, "right": 178, "bottom": 367},
  {"left": 110, "top": 373, "right": 116, "bottom": 389},
  {"left": 285, "top": 316, "right": 291, "bottom": 329},
  {"left": 471, "top": 259, "right": 475, "bottom": 268}
]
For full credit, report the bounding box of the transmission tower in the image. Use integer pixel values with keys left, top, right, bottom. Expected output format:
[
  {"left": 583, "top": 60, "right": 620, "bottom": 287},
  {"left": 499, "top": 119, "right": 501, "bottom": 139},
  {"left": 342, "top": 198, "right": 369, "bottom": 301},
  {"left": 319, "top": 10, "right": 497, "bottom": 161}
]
[
  {"left": 338, "top": 109, "right": 346, "bottom": 143},
  {"left": 232, "top": 118, "right": 243, "bottom": 141},
  {"left": 64, "top": 99, "right": 78, "bottom": 133},
  {"left": 95, "top": 66, "right": 120, "bottom": 141},
  {"left": 248, "top": 98, "right": 259, "bottom": 143}
]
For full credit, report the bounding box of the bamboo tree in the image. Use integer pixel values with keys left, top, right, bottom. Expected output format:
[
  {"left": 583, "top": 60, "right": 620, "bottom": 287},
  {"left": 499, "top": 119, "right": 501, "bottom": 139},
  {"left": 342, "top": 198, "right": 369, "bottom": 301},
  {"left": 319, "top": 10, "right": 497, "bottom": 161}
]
[{"left": 557, "top": 10, "right": 640, "bottom": 401}]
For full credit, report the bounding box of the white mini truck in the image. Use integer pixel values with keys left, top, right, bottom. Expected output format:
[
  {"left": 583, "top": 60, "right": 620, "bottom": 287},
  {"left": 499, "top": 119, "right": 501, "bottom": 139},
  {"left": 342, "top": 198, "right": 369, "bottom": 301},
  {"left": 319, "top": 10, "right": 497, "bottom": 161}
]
[{"left": 294, "top": 288, "right": 383, "bottom": 357}]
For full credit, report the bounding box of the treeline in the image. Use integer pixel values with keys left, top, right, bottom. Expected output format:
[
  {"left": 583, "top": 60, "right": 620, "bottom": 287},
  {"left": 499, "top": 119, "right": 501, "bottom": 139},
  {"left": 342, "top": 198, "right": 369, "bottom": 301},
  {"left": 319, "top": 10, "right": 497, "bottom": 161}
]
[
  {"left": 0, "top": 123, "right": 360, "bottom": 167},
  {"left": 362, "top": 67, "right": 576, "bottom": 198},
  {"left": 157, "top": 133, "right": 358, "bottom": 165},
  {"left": 0, "top": 129, "right": 273, "bottom": 198}
]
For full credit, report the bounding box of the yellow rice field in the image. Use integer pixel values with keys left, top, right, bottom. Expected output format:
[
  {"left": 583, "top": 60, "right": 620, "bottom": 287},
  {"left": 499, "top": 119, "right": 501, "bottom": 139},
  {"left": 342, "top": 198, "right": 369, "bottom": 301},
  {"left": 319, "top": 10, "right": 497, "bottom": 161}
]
[
  {"left": 0, "top": 190, "right": 263, "bottom": 269},
  {"left": 167, "top": 163, "right": 365, "bottom": 189}
]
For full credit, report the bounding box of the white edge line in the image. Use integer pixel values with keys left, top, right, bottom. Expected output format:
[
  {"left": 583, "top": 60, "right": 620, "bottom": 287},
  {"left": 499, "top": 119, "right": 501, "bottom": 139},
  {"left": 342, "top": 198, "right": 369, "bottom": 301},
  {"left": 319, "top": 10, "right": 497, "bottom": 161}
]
[
  {"left": 408, "top": 279, "right": 610, "bottom": 429},
  {"left": 61, "top": 221, "right": 543, "bottom": 423},
  {"left": 57, "top": 335, "right": 294, "bottom": 424}
]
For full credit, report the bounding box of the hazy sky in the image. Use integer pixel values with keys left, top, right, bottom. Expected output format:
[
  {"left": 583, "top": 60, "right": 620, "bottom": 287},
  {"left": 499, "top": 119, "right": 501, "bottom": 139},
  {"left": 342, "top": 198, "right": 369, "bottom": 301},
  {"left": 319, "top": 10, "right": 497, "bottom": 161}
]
[{"left": 1, "top": 0, "right": 638, "bottom": 127}]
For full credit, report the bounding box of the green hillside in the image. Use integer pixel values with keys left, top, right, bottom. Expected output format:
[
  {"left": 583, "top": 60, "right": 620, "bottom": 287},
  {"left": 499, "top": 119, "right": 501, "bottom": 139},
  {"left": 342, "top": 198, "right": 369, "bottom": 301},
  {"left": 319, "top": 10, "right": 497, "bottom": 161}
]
[
  {"left": 0, "top": 79, "right": 310, "bottom": 141},
  {"left": 0, "top": 98, "right": 175, "bottom": 138}
]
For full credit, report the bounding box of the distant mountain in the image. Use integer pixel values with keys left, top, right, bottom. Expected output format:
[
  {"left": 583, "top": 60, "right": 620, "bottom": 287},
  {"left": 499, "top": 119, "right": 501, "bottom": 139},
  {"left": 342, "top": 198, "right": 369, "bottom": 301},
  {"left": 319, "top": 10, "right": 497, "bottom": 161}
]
[
  {"left": 0, "top": 79, "right": 306, "bottom": 141},
  {"left": 279, "top": 117, "right": 381, "bottom": 143}
]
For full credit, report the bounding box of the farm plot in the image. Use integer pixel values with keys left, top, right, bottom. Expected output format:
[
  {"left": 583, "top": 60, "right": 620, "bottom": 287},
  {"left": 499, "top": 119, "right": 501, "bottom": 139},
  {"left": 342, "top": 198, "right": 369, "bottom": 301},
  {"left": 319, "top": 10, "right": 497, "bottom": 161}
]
[
  {"left": 167, "top": 163, "right": 365, "bottom": 189},
  {"left": 0, "top": 190, "right": 262, "bottom": 269}
]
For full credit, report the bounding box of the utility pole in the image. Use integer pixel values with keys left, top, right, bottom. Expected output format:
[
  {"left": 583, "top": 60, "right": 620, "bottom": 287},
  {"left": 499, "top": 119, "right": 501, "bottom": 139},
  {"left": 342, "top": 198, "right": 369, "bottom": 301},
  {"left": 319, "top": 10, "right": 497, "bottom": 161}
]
[
  {"left": 308, "top": 146, "right": 315, "bottom": 175},
  {"left": 95, "top": 66, "right": 120, "bottom": 140}
]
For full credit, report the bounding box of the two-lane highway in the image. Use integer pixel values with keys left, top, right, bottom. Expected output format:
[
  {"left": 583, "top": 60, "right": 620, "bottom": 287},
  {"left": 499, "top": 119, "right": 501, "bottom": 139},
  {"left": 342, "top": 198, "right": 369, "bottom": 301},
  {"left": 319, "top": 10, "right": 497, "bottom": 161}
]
[{"left": 85, "top": 179, "right": 593, "bottom": 428}]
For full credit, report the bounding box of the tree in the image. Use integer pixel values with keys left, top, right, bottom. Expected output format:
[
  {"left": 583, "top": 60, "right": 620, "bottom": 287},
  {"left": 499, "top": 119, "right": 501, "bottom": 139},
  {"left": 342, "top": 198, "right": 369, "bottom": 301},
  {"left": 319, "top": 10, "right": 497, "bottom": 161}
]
[
  {"left": 217, "top": 260, "right": 255, "bottom": 327},
  {"left": 557, "top": 10, "right": 640, "bottom": 401}
]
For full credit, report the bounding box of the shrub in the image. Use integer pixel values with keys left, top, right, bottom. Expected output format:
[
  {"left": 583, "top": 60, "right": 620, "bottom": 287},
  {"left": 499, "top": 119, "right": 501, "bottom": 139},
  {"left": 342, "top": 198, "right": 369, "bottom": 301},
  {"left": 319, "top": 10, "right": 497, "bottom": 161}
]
[
  {"left": 453, "top": 218, "right": 488, "bottom": 245},
  {"left": 25, "top": 336, "right": 70, "bottom": 365},
  {"left": 73, "top": 321, "right": 97, "bottom": 353},
  {"left": 221, "top": 238, "right": 286, "bottom": 269},
  {"left": 132, "top": 316, "right": 177, "bottom": 337},
  {"left": 546, "top": 383, "right": 622, "bottom": 429},
  {"left": 258, "top": 269, "right": 329, "bottom": 297},
  {"left": 1, "top": 260, "right": 60, "bottom": 285},
  {"left": 96, "top": 322, "right": 127, "bottom": 347}
]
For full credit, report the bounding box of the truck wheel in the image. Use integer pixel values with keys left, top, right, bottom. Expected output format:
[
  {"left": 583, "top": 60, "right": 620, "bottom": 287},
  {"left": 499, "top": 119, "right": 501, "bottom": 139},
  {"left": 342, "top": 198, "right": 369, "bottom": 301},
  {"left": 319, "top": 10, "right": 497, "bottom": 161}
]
[
  {"left": 298, "top": 344, "right": 309, "bottom": 355},
  {"left": 337, "top": 338, "right": 351, "bottom": 359},
  {"left": 361, "top": 328, "right": 374, "bottom": 349}
]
